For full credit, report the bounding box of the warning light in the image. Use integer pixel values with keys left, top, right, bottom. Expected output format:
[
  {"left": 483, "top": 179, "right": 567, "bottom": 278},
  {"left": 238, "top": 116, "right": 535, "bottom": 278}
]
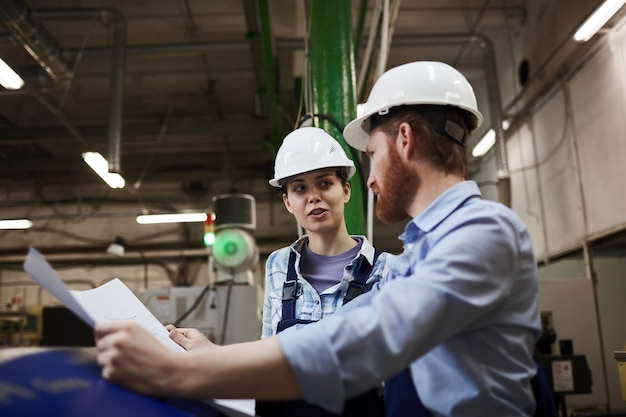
[{"left": 203, "top": 213, "right": 216, "bottom": 246}]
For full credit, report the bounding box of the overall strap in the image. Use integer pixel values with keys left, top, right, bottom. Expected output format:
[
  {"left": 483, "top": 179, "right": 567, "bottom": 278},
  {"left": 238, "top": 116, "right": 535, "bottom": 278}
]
[
  {"left": 384, "top": 367, "right": 429, "bottom": 417},
  {"left": 343, "top": 249, "right": 382, "bottom": 305},
  {"left": 281, "top": 251, "right": 299, "bottom": 321}
]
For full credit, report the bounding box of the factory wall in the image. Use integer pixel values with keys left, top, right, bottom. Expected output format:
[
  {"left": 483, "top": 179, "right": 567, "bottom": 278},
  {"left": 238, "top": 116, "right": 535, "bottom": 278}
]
[{"left": 477, "top": 14, "right": 626, "bottom": 413}]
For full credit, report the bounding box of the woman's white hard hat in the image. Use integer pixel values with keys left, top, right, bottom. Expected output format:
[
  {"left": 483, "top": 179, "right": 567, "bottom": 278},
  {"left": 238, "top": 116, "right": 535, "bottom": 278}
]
[
  {"left": 269, "top": 127, "right": 356, "bottom": 188},
  {"left": 343, "top": 61, "right": 484, "bottom": 152}
]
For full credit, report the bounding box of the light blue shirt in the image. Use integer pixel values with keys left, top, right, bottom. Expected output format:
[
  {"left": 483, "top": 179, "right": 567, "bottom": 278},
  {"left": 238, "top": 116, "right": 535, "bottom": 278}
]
[
  {"left": 278, "top": 181, "right": 541, "bottom": 416},
  {"left": 262, "top": 235, "right": 391, "bottom": 339}
]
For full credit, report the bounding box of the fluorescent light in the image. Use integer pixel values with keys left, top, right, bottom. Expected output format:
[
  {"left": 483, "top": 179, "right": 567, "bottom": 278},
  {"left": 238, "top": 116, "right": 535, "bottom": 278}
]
[
  {"left": 0, "top": 58, "right": 24, "bottom": 90},
  {"left": 82, "top": 152, "right": 126, "bottom": 189},
  {"left": 471, "top": 129, "right": 496, "bottom": 157},
  {"left": 0, "top": 219, "right": 32, "bottom": 229},
  {"left": 573, "top": 0, "right": 626, "bottom": 42},
  {"left": 136, "top": 212, "right": 208, "bottom": 224}
]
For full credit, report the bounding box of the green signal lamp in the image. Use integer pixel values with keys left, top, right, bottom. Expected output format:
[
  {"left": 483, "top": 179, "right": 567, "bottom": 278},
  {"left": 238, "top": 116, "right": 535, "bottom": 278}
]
[
  {"left": 212, "top": 228, "right": 258, "bottom": 272},
  {"left": 203, "top": 213, "right": 216, "bottom": 246}
]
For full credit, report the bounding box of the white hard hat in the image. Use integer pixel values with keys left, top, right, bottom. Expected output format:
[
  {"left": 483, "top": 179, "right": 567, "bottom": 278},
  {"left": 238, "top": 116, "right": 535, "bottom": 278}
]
[
  {"left": 343, "top": 61, "right": 484, "bottom": 151},
  {"left": 269, "top": 127, "right": 356, "bottom": 187}
]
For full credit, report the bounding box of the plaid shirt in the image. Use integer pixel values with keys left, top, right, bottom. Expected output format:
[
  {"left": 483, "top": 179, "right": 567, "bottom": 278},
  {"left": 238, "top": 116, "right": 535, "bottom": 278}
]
[{"left": 261, "top": 235, "right": 391, "bottom": 338}]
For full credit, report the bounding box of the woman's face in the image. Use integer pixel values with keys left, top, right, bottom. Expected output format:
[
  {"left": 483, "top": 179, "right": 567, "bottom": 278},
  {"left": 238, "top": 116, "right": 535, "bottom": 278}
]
[{"left": 282, "top": 170, "right": 350, "bottom": 235}]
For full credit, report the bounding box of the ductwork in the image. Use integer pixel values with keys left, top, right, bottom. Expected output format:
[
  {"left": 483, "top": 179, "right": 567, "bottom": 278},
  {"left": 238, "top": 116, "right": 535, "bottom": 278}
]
[
  {"left": 0, "top": 2, "right": 127, "bottom": 175},
  {"left": 61, "top": 33, "right": 510, "bottom": 204},
  {"left": 0, "top": 5, "right": 509, "bottom": 203},
  {"left": 0, "top": 0, "right": 72, "bottom": 82},
  {"left": 35, "top": 7, "right": 127, "bottom": 174}
]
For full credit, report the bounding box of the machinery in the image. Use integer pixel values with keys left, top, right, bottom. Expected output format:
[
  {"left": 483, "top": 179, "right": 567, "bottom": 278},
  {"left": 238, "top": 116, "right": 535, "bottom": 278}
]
[
  {"left": 141, "top": 193, "right": 261, "bottom": 345},
  {"left": 211, "top": 193, "right": 259, "bottom": 285},
  {"left": 139, "top": 285, "right": 260, "bottom": 345}
]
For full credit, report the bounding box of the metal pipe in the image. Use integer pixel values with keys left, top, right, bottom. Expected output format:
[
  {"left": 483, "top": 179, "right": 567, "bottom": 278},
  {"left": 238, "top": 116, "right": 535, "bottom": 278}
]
[
  {"left": 62, "top": 34, "right": 493, "bottom": 57},
  {"left": 35, "top": 8, "right": 127, "bottom": 174},
  {"left": 353, "top": 0, "right": 369, "bottom": 61},
  {"left": 241, "top": 0, "right": 269, "bottom": 116},
  {"left": 64, "top": 41, "right": 250, "bottom": 57},
  {"left": 5, "top": 18, "right": 508, "bottom": 202},
  {"left": 479, "top": 37, "right": 511, "bottom": 206},
  {"left": 257, "top": 0, "right": 282, "bottom": 150},
  {"left": 107, "top": 10, "right": 126, "bottom": 174},
  {"left": 377, "top": 0, "right": 390, "bottom": 79},
  {"left": 357, "top": 0, "right": 383, "bottom": 99},
  {"left": 0, "top": 0, "right": 72, "bottom": 82}
]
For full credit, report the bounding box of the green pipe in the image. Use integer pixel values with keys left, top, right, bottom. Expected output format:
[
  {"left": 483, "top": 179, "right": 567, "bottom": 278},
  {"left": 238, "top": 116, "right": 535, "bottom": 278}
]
[
  {"left": 258, "top": 0, "right": 282, "bottom": 152},
  {"left": 309, "top": 0, "right": 366, "bottom": 235}
]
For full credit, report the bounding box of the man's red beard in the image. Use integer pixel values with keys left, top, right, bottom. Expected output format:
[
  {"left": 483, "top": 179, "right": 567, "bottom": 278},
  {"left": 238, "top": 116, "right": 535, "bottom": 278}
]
[{"left": 375, "top": 145, "right": 418, "bottom": 224}]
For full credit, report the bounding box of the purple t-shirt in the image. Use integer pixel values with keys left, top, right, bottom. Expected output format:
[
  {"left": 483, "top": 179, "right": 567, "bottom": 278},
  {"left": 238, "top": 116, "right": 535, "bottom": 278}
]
[{"left": 299, "top": 239, "right": 363, "bottom": 294}]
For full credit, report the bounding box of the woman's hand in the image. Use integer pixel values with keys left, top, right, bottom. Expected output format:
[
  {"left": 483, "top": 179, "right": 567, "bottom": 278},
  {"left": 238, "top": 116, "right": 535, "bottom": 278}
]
[{"left": 165, "top": 324, "right": 213, "bottom": 351}]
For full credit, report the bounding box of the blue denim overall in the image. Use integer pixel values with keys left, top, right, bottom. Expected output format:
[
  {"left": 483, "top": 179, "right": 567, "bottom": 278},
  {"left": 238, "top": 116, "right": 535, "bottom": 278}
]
[
  {"left": 256, "top": 250, "right": 385, "bottom": 417},
  {"left": 383, "top": 361, "right": 556, "bottom": 417}
]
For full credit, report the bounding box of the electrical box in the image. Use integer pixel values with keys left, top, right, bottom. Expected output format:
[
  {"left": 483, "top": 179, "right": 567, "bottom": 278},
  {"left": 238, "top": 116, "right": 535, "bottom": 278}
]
[{"left": 139, "top": 285, "right": 260, "bottom": 345}]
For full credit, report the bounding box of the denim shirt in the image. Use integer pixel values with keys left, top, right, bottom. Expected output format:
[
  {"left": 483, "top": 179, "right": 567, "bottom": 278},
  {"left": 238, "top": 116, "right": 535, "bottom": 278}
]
[
  {"left": 278, "top": 181, "right": 541, "bottom": 416},
  {"left": 261, "top": 235, "right": 391, "bottom": 339}
]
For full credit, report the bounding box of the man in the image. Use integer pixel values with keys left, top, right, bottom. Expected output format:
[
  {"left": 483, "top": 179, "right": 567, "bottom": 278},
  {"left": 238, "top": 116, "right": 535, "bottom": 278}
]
[{"left": 96, "top": 61, "right": 541, "bottom": 416}]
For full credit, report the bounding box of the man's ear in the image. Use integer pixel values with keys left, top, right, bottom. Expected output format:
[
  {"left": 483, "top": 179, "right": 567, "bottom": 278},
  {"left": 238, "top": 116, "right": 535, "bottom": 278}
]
[
  {"left": 343, "top": 181, "right": 351, "bottom": 203},
  {"left": 282, "top": 193, "right": 294, "bottom": 214},
  {"left": 397, "top": 122, "right": 415, "bottom": 160}
]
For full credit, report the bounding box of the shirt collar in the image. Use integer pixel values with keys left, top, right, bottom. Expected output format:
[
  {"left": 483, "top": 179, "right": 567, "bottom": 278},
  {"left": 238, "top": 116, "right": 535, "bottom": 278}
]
[
  {"left": 403, "top": 180, "right": 482, "bottom": 241},
  {"left": 290, "top": 235, "right": 376, "bottom": 265}
]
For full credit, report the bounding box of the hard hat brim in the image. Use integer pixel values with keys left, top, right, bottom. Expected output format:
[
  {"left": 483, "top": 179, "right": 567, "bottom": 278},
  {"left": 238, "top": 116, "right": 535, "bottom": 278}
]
[
  {"left": 344, "top": 103, "right": 484, "bottom": 153},
  {"left": 269, "top": 164, "right": 357, "bottom": 188},
  {"left": 343, "top": 116, "right": 370, "bottom": 152}
]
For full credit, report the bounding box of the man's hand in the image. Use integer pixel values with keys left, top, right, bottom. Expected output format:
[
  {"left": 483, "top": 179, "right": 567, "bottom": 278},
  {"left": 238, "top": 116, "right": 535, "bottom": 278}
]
[
  {"left": 95, "top": 321, "right": 185, "bottom": 396},
  {"left": 165, "top": 324, "right": 213, "bottom": 351},
  {"left": 95, "top": 322, "right": 300, "bottom": 402}
]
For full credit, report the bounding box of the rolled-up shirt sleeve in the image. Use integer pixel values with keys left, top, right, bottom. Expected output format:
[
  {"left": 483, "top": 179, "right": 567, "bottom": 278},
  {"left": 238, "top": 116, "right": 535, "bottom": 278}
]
[{"left": 277, "top": 185, "right": 539, "bottom": 414}]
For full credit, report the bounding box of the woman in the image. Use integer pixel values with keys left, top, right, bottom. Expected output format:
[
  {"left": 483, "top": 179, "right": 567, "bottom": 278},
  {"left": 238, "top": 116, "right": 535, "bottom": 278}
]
[{"left": 256, "top": 126, "right": 390, "bottom": 417}]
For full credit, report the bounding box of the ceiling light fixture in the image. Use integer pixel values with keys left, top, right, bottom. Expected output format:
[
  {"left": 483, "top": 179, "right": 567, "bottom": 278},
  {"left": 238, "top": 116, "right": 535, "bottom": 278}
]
[
  {"left": 573, "top": 0, "right": 626, "bottom": 42},
  {"left": 471, "top": 129, "right": 496, "bottom": 158},
  {"left": 136, "top": 212, "right": 209, "bottom": 225},
  {"left": 0, "top": 219, "right": 33, "bottom": 229},
  {"left": 0, "top": 58, "right": 25, "bottom": 90},
  {"left": 107, "top": 236, "right": 127, "bottom": 257},
  {"left": 82, "top": 152, "right": 126, "bottom": 189}
]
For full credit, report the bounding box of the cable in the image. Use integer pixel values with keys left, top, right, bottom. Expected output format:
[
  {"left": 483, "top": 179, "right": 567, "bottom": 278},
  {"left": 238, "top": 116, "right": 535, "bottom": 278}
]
[
  {"left": 173, "top": 284, "right": 212, "bottom": 326},
  {"left": 219, "top": 281, "right": 234, "bottom": 345},
  {"left": 297, "top": 112, "right": 344, "bottom": 133}
]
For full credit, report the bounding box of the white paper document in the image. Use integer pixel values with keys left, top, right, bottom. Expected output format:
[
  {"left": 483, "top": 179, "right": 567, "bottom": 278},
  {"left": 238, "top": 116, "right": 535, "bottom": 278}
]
[
  {"left": 23, "top": 246, "right": 257, "bottom": 416},
  {"left": 23, "top": 246, "right": 184, "bottom": 352}
]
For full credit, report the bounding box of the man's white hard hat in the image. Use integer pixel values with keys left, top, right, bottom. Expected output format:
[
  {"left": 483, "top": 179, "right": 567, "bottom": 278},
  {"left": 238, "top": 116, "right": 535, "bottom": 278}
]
[
  {"left": 343, "top": 61, "right": 484, "bottom": 151},
  {"left": 269, "top": 127, "right": 356, "bottom": 187}
]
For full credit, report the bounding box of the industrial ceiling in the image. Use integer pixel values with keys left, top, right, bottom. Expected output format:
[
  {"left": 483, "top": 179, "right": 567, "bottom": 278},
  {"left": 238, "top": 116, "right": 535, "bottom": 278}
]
[{"left": 0, "top": 0, "right": 618, "bottom": 260}]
